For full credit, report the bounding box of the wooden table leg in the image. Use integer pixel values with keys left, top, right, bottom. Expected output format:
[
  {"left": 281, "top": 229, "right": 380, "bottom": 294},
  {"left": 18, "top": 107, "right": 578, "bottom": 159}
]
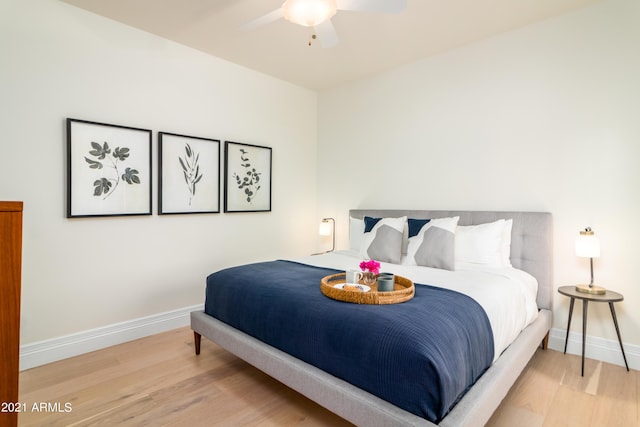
[
  {"left": 609, "top": 302, "right": 630, "bottom": 371},
  {"left": 564, "top": 297, "right": 575, "bottom": 354},
  {"left": 581, "top": 300, "right": 588, "bottom": 376}
]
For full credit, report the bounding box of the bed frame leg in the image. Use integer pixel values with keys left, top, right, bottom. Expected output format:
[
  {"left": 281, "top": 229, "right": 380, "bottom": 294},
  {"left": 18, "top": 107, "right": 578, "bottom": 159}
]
[
  {"left": 194, "top": 331, "right": 202, "bottom": 355},
  {"left": 541, "top": 332, "right": 549, "bottom": 350}
]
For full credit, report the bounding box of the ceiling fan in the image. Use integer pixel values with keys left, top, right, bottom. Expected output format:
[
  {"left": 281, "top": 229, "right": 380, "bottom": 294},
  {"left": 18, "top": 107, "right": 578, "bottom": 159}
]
[{"left": 241, "top": 0, "right": 408, "bottom": 48}]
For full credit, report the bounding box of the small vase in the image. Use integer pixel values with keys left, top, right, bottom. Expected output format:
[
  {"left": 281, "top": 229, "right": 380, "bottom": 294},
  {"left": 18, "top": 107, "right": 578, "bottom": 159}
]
[{"left": 362, "top": 272, "right": 377, "bottom": 286}]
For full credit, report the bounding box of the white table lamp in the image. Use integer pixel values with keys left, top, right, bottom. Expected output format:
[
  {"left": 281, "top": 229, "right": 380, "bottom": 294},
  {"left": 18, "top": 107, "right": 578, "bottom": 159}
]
[
  {"left": 319, "top": 217, "right": 335, "bottom": 252},
  {"left": 575, "top": 227, "right": 605, "bottom": 294}
]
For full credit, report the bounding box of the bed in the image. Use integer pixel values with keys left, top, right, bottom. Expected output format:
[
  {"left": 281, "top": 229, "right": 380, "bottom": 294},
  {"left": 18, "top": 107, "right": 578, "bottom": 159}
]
[{"left": 191, "top": 209, "right": 553, "bottom": 426}]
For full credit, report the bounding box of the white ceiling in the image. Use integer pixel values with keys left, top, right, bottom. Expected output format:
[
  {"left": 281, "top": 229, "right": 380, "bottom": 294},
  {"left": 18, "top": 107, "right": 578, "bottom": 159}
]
[{"left": 61, "top": 0, "right": 600, "bottom": 91}]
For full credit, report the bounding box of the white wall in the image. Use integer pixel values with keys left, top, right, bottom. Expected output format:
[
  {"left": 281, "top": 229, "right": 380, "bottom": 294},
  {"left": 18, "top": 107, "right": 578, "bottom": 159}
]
[
  {"left": 0, "top": 0, "right": 317, "bottom": 351},
  {"left": 318, "top": 0, "right": 640, "bottom": 364}
]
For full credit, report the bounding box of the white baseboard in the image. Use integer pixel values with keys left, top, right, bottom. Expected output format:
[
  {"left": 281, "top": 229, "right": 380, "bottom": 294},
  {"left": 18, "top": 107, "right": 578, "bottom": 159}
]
[
  {"left": 19, "top": 304, "right": 203, "bottom": 371},
  {"left": 20, "top": 315, "right": 639, "bottom": 373},
  {"left": 548, "top": 327, "right": 639, "bottom": 371}
]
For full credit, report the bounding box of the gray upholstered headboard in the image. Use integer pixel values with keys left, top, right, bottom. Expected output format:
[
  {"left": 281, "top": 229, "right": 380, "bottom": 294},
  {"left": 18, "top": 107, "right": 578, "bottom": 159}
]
[{"left": 349, "top": 210, "right": 553, "bottom": 310}]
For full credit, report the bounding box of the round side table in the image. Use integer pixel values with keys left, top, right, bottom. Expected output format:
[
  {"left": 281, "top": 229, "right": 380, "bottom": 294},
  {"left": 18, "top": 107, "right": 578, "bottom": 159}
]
[{"left": 558, "top": 285, "right": 629, "bottom": 376}]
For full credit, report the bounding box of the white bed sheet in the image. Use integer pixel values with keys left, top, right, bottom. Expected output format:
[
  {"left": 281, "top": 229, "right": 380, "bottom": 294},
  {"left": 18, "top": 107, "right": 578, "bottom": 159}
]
[{"left": 292, "top": 250, "right": 539, "bottom": 362}]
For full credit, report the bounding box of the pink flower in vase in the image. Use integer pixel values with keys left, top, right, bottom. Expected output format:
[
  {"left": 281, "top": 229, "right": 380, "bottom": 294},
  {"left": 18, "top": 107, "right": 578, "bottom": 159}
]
[{"left": 359, "top": 259, "right": 380, "bottom": 275}]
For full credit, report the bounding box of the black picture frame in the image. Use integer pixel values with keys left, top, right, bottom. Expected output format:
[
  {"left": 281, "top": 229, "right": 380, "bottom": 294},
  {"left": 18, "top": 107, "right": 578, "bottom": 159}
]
[
  {"left": 224, "top": 141, "right": 272, "bottom": 213},
  {"left": 67, "top": 118, "right": 152, "bottom": 218},
  {"left": 158, "top": 132, "right": 221, "bottom": 215}
]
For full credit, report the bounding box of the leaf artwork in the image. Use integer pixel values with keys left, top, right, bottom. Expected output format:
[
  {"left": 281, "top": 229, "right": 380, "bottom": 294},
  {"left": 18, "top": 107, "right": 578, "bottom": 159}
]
[
  {"left": 233, "top": 148, "right": 262, "bottom": 203},
  {"left": 178, "top": 143, "right": 203, "bottom": 206},
  {"left": 84, "top": 141, "right": 141, "bottom": 200}
]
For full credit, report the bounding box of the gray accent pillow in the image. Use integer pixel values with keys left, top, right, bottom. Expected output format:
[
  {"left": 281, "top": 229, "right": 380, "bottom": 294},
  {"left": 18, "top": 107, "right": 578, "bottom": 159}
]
[
  {"left": 366, "top": 225, "right": 403, "bottom": 264},
  {"left": 407, "top": 216, "right": 459, "bottom": 270},
  {"left": 359, "top": 216, "right": 406, "bottom": 264},
  {"left": 413, "top": 226, "right": 455, "bottom": 270}
]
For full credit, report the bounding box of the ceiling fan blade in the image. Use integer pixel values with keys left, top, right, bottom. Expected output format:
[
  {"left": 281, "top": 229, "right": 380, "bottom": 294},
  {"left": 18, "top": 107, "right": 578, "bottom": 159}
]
[
  {"left": 313, "top": 19, "right": 340, "bottom": 48},
  {"left": 239, "top": 8, "right": 284, "bottom": 31},
  {"left": 336, "top": 0, "right": 407, "bottom": 13}
]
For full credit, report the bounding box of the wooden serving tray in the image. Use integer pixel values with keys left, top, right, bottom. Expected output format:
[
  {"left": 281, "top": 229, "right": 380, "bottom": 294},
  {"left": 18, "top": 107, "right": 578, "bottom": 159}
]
[{"left": 320, "top": 273, "right": 414, "bottom": 305}]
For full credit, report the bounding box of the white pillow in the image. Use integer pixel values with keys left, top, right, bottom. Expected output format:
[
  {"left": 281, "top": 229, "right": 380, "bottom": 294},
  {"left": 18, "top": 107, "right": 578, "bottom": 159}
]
[
  {"left": 359, "top": 216, "right": 406, "bottom": 264},
  {"left": 349, "top": 217, "right": 365, "bottom": 251},
  {"left": 455, "top": 219, "right": 512, "bottom": 270},
  {"left": 407, "top": 217, "right": 459, "bottom": 270},
  {"left": 502, "top": 219, "right": 513, "bottom": 267}
]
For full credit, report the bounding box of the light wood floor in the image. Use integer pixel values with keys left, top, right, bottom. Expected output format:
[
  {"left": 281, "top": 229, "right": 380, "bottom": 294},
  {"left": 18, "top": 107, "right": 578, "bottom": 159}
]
[{"left": 18, "top": 327, "right": 639, "bottom": 426}]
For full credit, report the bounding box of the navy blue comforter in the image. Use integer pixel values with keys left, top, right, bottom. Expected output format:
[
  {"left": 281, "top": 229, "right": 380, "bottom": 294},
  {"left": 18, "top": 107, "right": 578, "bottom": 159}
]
[{"left": 204, "top": 260, "right": 493, "bottom": 423}]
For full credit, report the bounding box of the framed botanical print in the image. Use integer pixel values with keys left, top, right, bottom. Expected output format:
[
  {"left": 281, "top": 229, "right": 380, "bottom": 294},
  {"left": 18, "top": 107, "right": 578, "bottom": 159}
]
[
  {"left": 158, "top": 132, "right": 220, "bottom": 214},
  {"left": 67, "top": 118, "right": 152, "bottom": 218},
  {"left": 224, "top": 141, "right": 272, "bottom": 213}
]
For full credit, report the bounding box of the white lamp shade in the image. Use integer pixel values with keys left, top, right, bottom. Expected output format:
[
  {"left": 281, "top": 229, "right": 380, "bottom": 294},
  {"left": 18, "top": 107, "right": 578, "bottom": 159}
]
[
  {"left": 575, "top": 231, "right": 600, "bottom": 258},
  {"left": 319, "top": 220, "right": 332, "bottom": 236},
  {"left": 283, "top": 0, "right": 337, "bottom": 27}
]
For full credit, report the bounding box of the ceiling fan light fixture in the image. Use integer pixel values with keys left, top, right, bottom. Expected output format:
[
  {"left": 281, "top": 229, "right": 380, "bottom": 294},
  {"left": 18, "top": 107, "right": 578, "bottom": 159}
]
[{"left": 282, "top": 0, "right": 337, "bottom": 27}]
